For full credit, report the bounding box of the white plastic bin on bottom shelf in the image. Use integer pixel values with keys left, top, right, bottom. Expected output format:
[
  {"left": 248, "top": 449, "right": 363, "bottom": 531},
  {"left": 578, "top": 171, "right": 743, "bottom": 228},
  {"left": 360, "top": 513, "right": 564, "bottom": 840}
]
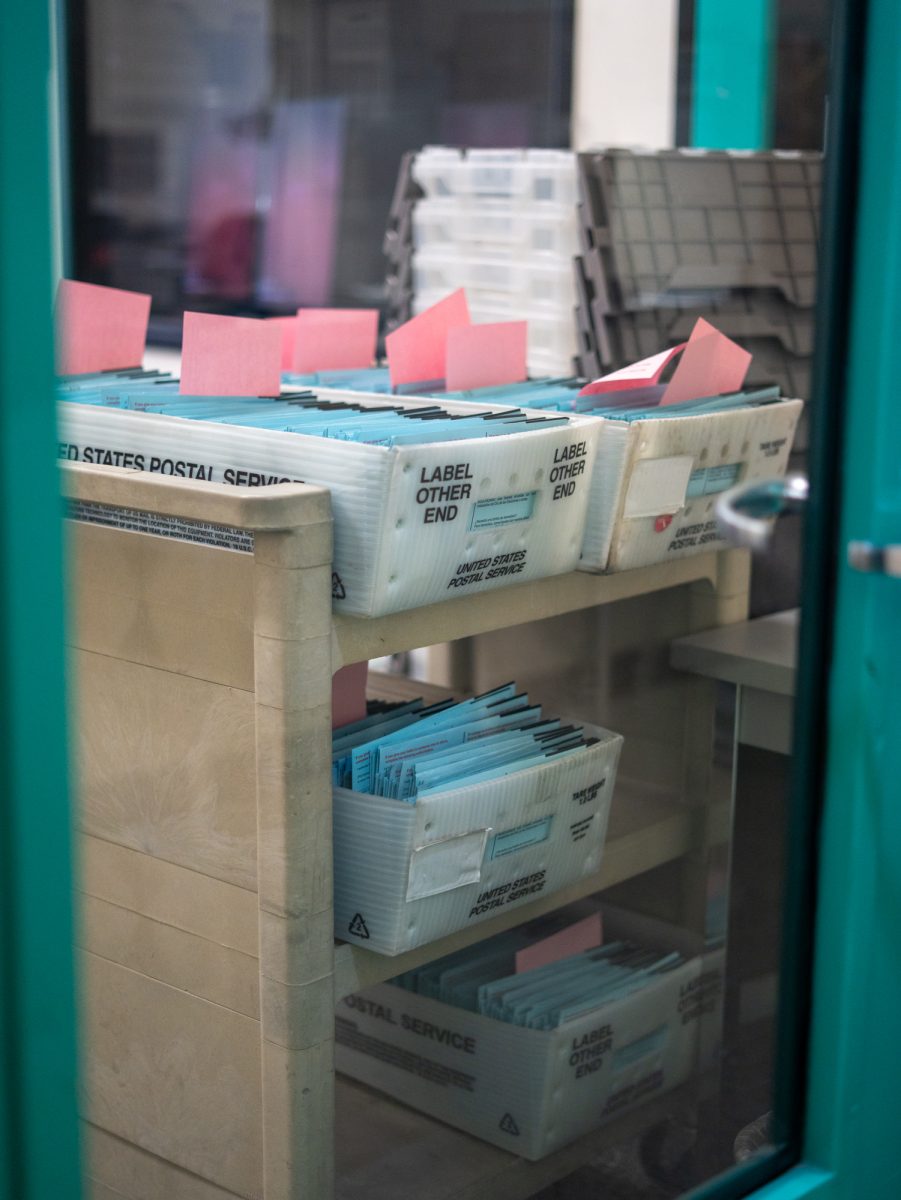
[
  {"left": 334, "top": 723, "right": 622, "bottom": 954},
  {"left": 58, "top": 397, "right": 599, "bottom": 617},
  {"left": 336, "top": 910, "right": 723, "bottom": 1159},
  {"left": 579, "top": 399, "right": 804, "bottom": 572}
]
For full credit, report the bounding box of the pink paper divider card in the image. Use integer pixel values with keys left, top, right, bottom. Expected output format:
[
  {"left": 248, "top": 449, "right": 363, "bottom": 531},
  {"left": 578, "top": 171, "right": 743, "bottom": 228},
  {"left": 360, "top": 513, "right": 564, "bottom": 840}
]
[
  {"left": 180, "top": 312, "right": 283, "bottom": 396},
  {"left": 445, "top": 320, "right": 528, "bottom": 391},
  {"left": 292, "top": 308, "right": 379, "bottom": 373},
  {"left": 578, "top": 344, "right": 685, "bottom": 396},
  {"left": 267, "top": 316, "right": 299, "bottom": 371},
  {"left": 515, "top": 912, "right": 603, "bottom": 974},
  {"left": 332, "top": 661, "right": 370, "bottom": 729},
  {"left": 385, "top": 289, "right": 471, "bottom": 387},
  {"left": 56, "top": 279, "right": 151, "bottom": 375},
  {"left": 661, "top": 317, "right": 751, "bottom": 405}
]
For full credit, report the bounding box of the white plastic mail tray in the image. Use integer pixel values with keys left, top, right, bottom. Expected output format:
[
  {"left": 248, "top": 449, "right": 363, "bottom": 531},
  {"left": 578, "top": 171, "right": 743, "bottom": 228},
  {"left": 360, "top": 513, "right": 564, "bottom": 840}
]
[
  {"left": 333, "top": 722, "right": 622, "bottom": 955},
  {"left": 57, "top": 397, "right": 599, "bottom": 617},
  {"left": 336, "top": 909, "right": 723, "bottom": 1158},
  {"left": 579, "top": 398, "right": 803, "bottom": 572}
]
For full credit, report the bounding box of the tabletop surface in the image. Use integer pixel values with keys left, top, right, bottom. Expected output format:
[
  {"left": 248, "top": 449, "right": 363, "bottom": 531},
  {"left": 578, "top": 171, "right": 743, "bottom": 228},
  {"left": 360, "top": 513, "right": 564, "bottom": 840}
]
[{"left": 670, "top": 608, "right": 799, "bottom": 696}]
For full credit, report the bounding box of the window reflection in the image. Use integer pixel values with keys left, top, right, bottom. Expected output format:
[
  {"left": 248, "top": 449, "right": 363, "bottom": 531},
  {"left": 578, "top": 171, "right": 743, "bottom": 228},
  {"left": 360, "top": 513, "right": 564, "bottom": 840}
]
[{"left": 74, "top": 0, "right": 573, "bottom": 332}]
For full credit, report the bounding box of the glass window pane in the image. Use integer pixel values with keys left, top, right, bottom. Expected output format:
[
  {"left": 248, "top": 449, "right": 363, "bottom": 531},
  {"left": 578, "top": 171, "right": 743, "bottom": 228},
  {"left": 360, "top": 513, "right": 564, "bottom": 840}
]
[{"left": 63, "top": 2, "right": 838, "bottom": 1198}]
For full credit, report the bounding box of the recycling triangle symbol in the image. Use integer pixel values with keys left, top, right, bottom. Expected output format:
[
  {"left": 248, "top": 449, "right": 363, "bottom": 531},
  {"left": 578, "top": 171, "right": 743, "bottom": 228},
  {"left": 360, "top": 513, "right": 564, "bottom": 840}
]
[
  {"left": 499, "top": 1112, "right": 520, "bottom": 1136},
  {"left": 348, "top": 913, "right": 370, "bottom": 939},
  {"left": 332, "top": 572, "right": 347, "bottom": 600}
]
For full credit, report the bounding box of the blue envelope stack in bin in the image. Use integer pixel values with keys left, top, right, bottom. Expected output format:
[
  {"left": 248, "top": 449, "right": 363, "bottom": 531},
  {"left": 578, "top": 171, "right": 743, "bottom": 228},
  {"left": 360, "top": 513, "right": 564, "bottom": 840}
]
[
  {"left": 330, "top": 683, "right": 624, "bottom": 955},
  {"left": 337, "top": 905, "right": 723, "bottom": 1158}
]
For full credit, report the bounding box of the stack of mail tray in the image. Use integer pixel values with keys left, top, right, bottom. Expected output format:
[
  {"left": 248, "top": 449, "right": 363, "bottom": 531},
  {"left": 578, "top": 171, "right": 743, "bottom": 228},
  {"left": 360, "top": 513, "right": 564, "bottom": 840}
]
[
  {"left": 284, "top": 369, "right": 804, "bottom": 574},
  {"left": 337, "top": 907, "right": 722, "bottom": 1157},
  {"left": 331, "top": 683, "right": 623, "bottom": 954},
  {"left": 570, "top": 387, "right": 803, "bottom": 572},
  {"left": 57, "top": 372, "right": 600, "bottom": 617}
]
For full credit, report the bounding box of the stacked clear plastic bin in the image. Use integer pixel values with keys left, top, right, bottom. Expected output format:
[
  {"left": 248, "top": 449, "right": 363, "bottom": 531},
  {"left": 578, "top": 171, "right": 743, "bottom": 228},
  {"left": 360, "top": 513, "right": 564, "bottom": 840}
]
[{"left": 410, "top": 147, "right": 581, "bottom": 376}]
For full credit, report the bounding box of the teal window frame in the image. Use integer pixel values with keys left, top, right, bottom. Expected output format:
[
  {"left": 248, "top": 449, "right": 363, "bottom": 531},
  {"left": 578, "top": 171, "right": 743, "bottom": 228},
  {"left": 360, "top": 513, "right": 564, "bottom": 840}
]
[
  {"left": 690, "top": 0, "right": 901, "bottom": 1195},
  {"left": 0, "top": 1, "right": 81, "bottom": 1198},
  {"left": 691, "top": 0, "right": 776, "bottom": 150},
  {"left": 781, "top": 0, "right": 901, "bottom": 1195},
  {"left": 1, "top": 1, "right": 899, "bottom": 1198}
]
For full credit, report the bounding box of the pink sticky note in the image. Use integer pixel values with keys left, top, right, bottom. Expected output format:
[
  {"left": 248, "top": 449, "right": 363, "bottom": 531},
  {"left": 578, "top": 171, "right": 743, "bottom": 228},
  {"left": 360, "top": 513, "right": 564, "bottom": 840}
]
[
  {"left": 180, "top": 312, "right": 282, "bottom": 396},
  {"left": 267, "top": 316, "right": 299, "bottom": 371},
  {"left": 661, "top": 318, "right": 751, "bottom": 405},
  {"left": 445, "top": 321, "right": 527, "bottom": 391},
  {"left": 515, "top": 913, "right": 603, "bottom": 974},
  {"left": 55, "top": 279, "right": 151, "bottom": 375},
  {"left": 332, "top": 662, "right": 369, "bottom": 729},
  {"left": 385, "top": 289, "right": 471, "bottom": 387},
  {"left": 579, "top": 343, "right": 685, "bottom": 396},
  {"left": 293, "top": 308, "right": 379, "bottom": 373}
]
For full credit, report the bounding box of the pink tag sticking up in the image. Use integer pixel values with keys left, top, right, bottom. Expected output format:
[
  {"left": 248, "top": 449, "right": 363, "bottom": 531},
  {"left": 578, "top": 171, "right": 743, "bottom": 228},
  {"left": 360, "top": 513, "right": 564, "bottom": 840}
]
[
  {"left": 180, "top": 312, "right": 282, "bottom": 396},
  {"left": 332, "top": 662, "right": 369, "bottom": 729},
  {"left": 578, "top": 344, "right": 685, "bottom": 396},
  {"left": 267, "top": 316, "right": 299, "bottom": 371},
  {"left": 515, "top": 913, "right": 603, "bottom": 974},
  {"left": 661, "top": 318, "right": 751, "bottom": 405},
  {"left": 292, "top": 309, "right": 379, "bottom": 374},
  {"left": 385, "top": 289, "right": 471, "bottom": 387},
  {"left": 55, "top": 279, "right": 151, "bottom": 375},
  {"left": 445, "top": 321, "right": 528, "bottom": 391}
]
